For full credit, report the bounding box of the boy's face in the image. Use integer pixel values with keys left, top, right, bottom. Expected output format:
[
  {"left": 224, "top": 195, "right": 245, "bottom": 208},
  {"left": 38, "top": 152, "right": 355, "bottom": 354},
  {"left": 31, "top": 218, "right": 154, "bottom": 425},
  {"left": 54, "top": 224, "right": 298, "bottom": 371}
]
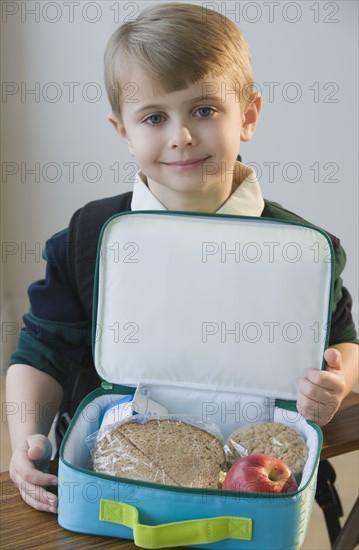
[{"left": 109, "top": 70, "right": 261, "bottom": 208}]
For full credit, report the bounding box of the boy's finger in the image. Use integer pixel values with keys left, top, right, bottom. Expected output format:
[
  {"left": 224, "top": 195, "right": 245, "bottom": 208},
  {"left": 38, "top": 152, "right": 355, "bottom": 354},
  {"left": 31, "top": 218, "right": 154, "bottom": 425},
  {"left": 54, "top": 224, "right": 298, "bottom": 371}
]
[
  {"left": 298, "top": 375, "right": 329, "bottom": 401},
  {"left": 19, "top": 482, "right": 58, "bottom": 513},
  {"left": 19, "top": 464, "right": 58, "bottom": 487},
  {"left": 324, "top": 348, "right": 342, "bottom": 372},
  {"left": 14, "top": 443, "right": 57, "bottom": 485},
  {"left": 27, "top": 435, "right": 52, "bottom": 464},
  {"left": 302, "top": 368, "right": 342, "bottom": 393}
]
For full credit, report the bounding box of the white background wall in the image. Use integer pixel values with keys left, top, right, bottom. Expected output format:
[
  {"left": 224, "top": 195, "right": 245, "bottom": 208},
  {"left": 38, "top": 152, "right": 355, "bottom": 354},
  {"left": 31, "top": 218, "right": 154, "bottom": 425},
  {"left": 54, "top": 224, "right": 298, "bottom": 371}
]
[{"left": 1, "top": 0, "right": 358, "bottom": 372}]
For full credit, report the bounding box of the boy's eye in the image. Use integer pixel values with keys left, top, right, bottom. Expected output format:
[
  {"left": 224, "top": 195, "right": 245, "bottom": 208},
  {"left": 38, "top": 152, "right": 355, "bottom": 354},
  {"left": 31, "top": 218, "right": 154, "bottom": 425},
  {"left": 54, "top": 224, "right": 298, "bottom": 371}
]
[
  {"left": 194, "top": 106, "right": 215, "bottom": 118},
  {"left": 143, "top": 114, "right": 165, "bottom": 125}
]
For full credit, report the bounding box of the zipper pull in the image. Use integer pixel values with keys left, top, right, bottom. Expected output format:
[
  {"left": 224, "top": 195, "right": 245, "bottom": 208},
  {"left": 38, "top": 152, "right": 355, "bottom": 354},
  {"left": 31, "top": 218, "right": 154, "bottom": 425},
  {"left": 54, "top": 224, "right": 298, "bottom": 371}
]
[{"left": 101, "top": 381, "right": 113, "bottom": 390}]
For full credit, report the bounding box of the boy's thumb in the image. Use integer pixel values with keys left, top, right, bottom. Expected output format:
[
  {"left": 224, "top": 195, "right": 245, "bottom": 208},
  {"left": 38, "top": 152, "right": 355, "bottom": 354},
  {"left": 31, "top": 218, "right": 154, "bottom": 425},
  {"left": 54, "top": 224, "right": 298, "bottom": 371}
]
[
  {"left": 27, "top": 434, "right": 52, "bottom": 463},
  {"left": 324, "top": 348, "right": 342, "bottom": 373}
]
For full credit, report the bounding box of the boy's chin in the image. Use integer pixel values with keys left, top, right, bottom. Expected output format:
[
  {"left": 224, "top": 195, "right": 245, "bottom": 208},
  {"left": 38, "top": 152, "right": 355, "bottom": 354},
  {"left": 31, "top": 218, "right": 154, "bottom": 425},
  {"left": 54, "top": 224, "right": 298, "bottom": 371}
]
[{"left": 151, "top": 179, "right": 214, "bottom": 194}]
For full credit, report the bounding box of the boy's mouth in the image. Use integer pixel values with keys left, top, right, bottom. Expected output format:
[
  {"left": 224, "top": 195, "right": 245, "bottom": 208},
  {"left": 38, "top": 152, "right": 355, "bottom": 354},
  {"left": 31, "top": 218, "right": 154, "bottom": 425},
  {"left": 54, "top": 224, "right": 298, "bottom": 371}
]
[{"left": 162, "top": 156, "right": 211, "bottom": 168}]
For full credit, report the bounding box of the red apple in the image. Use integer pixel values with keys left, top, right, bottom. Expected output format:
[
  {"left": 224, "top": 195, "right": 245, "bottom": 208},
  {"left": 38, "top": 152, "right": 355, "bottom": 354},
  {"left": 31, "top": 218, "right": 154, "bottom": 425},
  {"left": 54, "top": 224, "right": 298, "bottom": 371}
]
[{"left": 222, "top": 453, "right": 298, "bottom": 494}]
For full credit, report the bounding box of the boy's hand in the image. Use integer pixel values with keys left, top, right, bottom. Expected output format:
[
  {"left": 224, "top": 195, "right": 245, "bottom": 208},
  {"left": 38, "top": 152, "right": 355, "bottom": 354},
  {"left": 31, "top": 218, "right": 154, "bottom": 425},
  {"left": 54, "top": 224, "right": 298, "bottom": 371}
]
[
  {"left": 9, "top": 434, "right": 58, "bottom": 513},
  {"left": 296, "top": 348, "right": 346, "bottom": 426}
]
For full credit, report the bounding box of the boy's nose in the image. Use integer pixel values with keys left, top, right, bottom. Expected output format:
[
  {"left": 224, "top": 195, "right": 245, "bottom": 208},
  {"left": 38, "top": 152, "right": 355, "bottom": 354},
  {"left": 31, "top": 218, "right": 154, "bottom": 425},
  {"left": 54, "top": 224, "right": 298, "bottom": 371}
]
[{"left": 168, "top": 125, "right": 195, "bottom": 149}]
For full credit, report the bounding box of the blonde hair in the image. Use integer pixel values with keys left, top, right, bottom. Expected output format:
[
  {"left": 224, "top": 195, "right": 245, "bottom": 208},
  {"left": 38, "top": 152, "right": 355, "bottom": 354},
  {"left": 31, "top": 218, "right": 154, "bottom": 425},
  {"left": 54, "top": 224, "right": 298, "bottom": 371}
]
[{"left": 104, "top": 3, "right": 254, "bottom": 119}]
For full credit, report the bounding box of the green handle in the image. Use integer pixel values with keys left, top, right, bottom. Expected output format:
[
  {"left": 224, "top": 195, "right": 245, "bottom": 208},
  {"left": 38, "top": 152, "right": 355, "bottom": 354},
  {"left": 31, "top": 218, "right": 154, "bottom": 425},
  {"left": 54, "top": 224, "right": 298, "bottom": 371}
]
[{"left": 99, "top": 499, "right": 252, "bottom": 548}]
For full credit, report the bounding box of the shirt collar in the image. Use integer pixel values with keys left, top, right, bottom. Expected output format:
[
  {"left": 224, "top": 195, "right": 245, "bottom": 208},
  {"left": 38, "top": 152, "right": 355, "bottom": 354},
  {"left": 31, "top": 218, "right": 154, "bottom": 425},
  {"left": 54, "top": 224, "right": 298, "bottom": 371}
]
[{"left": 130, "top": 161, "right": 264, "bottom": 217}]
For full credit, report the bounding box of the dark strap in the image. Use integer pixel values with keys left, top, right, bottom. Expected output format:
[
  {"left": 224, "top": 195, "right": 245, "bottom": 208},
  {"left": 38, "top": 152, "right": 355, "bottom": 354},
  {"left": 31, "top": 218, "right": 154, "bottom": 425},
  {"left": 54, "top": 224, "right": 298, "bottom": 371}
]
[
  {"left": 315, "top": 460, "right": 343, "bottom": 546},
  {"left": 67, "top": 191, "right": 133, "bottom": 321},
  {"left": 56, "top": 192, "right": 133, "bottom": 448},
  {"left": 55, "top": 366, "right": 102, "bottom": 449}
]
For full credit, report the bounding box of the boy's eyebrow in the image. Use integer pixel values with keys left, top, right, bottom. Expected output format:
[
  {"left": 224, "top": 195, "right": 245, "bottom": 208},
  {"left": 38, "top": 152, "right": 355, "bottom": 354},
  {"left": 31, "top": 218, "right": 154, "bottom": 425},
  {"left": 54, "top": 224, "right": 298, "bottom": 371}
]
[
  {"left": 190, "top": 95, "right": 224, "bottom": 104},
  {"left": 133, "top": 104, "right": 166, "bottom": 115},
  {"left": 133, "top": 95, "right": 224, "bottom": 115}
]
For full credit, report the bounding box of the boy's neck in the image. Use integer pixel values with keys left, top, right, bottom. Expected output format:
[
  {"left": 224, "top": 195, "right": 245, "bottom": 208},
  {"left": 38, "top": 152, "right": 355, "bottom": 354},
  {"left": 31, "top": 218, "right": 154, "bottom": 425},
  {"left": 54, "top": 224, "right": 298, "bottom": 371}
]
[{"left": 146, "top": 182, "right": 233, "bottom": 213}]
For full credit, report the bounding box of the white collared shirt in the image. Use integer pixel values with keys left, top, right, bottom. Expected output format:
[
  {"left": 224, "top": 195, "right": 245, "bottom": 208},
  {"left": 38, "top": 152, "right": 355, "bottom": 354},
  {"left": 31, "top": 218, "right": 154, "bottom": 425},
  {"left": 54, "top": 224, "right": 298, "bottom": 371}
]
[{"left": 131, "top": 161, "right": 265, "bottom": 217}]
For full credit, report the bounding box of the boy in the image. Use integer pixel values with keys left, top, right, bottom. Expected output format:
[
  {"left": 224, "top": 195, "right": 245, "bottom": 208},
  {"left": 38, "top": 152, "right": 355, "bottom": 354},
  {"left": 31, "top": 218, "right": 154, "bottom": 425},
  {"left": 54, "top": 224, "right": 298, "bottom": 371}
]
[{"left": 6, "top": 2, "right": 358, "bottom": 514}]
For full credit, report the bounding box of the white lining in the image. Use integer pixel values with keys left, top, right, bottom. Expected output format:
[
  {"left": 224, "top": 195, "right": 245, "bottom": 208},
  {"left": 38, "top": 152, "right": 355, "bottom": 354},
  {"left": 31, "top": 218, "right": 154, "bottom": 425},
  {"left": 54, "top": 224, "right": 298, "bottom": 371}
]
[
  {"left": 95, "top": 212, "right": 332, "bottom": 399},
  {"left": 63, "top": 389, "right": 319, "bottom": 491}
]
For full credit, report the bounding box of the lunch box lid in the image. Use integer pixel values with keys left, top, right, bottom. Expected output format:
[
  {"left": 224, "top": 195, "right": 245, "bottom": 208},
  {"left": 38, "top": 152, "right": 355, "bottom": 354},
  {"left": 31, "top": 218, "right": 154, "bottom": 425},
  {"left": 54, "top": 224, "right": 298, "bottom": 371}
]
[{"left": 93, "top": 211, "right": 333, "bottom": 400}]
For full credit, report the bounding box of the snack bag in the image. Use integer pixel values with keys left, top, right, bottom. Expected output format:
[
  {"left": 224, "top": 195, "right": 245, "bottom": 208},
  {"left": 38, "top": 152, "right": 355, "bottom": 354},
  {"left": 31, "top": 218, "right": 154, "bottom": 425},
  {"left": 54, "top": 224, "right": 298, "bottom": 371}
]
[{"left": 225, "top": 422, "right": 308, "bottom": 480}]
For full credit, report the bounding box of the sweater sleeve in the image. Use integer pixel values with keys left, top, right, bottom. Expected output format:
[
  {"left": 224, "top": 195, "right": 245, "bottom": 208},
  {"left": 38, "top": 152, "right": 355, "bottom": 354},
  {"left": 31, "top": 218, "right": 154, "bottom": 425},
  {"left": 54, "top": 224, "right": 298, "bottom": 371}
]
[
  {"left": 328, "top": 238, "right": 358, "bottom": 345},
  {"left": 8, "top": 230, "right": 94, "bottom": 389},
  {"left": 262, "top": 200, "right": 358, "bottom": 345}
]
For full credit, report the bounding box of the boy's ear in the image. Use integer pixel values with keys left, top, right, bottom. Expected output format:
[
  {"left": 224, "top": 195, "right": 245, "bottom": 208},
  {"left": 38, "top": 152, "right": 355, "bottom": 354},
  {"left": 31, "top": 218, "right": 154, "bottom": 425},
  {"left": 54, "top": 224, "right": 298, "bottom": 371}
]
[
  {"left": 240, "top": 93, "right": 262, "bottom": 142},
  {"left": 107, "top": 113, "right": 134, "bottom": 155}
]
